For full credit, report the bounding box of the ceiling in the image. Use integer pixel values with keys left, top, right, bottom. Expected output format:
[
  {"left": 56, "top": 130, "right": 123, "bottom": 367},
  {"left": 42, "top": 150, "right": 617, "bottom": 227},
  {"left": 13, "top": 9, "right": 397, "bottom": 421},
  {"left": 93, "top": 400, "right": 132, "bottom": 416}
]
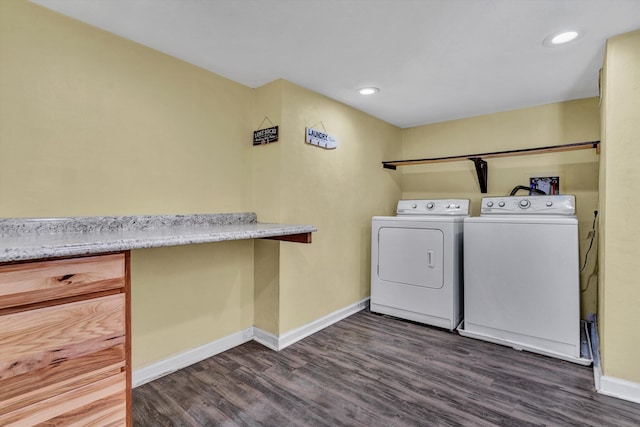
[{"left": 31, "top": 0, "right": 640, "bottom": 128}]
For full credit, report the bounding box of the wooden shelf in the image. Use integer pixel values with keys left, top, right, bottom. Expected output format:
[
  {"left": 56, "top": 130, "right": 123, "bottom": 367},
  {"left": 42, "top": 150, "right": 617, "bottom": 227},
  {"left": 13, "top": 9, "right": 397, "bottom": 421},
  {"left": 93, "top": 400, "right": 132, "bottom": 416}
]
[{"left": 382, "top": 140, "right": 600, "bottom": 193}]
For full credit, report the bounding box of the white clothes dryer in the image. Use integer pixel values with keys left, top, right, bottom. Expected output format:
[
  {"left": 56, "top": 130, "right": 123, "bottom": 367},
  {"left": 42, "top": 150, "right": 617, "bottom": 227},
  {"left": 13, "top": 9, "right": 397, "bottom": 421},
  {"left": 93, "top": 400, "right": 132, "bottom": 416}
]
[
  {"left": 460, "top": 195, "right": 590, "bottom": 364},
  {"left": 371, "top": 199, "right": 469, "bottom": 330}
]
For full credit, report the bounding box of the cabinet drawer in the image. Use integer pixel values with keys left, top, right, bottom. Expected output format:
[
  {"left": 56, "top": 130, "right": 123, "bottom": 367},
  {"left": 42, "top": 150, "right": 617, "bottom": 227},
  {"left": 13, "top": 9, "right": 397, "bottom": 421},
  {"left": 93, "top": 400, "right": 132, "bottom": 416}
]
[
  {"left": 0, "top": 372, "right": 126, "bottom": 427},
  {"left": 0, "top": 294, "right": 125, "bottom": 416},
  {"left": 39, "top": 388, "right": 127, "bottom": 427},
  {"left": 0, "top": 253, "right": 125, "bottom": 309}
]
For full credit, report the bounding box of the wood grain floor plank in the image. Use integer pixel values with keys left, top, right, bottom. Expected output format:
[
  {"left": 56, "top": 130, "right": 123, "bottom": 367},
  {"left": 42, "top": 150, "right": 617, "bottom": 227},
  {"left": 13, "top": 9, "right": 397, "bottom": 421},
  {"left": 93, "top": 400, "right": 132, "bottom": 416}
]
[{"left": 133, "top": 311, "right": 640, "bottom": 426}]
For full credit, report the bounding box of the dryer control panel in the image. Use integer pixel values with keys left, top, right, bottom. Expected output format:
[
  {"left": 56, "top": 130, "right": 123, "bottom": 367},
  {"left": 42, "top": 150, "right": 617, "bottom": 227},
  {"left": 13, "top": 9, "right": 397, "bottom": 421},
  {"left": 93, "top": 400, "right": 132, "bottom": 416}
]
[
  {"left": 481, "top": 195, "right": 575, "bottom": 215},
  {"left": 397, "top": 199, "right": 470, "bottom": 216}
]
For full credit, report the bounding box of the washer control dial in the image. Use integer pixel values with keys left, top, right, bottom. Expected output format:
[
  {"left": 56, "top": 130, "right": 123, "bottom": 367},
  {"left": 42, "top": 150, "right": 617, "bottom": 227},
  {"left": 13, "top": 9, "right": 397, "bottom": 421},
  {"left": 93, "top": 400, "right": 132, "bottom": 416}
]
[
  {"left": 426, "top": 202, "right": 434, "bottom": 209},
  {"left": 498, "top": 201, "right": 505, "bottom": 207},
  {"left": 546, "top": 201, "right": 553, "bottom": 207},
  {"left": 412, "top": 203, "right": 417, "bottom": 209},
  {"left": 487, "top": 201, "right": 494, "bottom": 207},
  {"left": 519, "top": 199, "right": 531, "bottom": 209}
]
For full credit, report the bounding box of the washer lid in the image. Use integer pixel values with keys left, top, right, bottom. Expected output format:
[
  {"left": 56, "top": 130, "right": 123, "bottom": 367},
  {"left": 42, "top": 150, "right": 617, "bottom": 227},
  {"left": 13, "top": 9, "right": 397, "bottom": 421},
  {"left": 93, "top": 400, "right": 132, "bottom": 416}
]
[
  {"left": 397, "top": 199, "right": 470, "bottom": 216},
  {"left": 481, "top": 195, "right": 575, "bottom": 215}
]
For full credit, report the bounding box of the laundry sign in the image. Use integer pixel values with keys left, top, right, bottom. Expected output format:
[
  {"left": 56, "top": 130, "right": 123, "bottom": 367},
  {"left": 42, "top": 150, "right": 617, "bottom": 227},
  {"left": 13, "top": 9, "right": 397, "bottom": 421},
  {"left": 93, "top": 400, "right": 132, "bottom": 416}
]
[
  {"left": 305, "top": 127, "right": 338, "bottom": 150},
  {"left": 253, "top": 126, "right": 279, "bottom": 145}
]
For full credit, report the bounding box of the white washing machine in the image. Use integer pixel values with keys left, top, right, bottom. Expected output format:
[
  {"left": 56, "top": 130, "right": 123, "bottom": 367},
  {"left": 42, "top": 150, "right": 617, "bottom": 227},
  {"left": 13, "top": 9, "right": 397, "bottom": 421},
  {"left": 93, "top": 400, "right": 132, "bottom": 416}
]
[
  {"left": 371, "top": 199, "right": 469, "bottom": 330},
  {"left": 460, "top": 195, "right": 588, "bottom": 364}
]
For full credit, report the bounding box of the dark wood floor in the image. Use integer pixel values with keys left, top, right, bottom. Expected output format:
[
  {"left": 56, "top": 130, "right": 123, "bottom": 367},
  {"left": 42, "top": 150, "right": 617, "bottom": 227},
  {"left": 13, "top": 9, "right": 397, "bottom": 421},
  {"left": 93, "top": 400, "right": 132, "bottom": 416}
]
[{"left": 133, "top": 311, "right": 640, "bottom": 426}]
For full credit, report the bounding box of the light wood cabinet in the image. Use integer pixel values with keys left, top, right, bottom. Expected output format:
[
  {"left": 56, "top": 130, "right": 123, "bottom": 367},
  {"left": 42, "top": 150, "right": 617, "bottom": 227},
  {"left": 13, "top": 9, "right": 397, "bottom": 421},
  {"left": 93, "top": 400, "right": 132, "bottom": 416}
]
[{"left": 0, "top": 253, "right": 131, "bottom": 426}]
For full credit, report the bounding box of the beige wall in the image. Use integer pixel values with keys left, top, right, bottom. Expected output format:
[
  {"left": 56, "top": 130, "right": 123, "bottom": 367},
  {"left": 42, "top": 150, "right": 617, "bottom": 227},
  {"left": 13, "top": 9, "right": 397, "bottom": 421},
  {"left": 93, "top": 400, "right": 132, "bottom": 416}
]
[
  {"left": 599, "top": 30, "right": 640, "bottom": 383},
  {"left": 4, "top": 0, "right": 637, "bottom": 388},
  {"left": 401, "top": 99, "right": 601, "bottom": 316},
  {"left": 0, "top": 0, "right": 255, "bottom": 369},
  {"left": 132, "top": 242, "right": 254, "bottom": 368},
  {"left": 0, "top": 1, "right": 402, "bottom": 366},
  {"left": 254, "top": 80, "right": 402, "bottom": 334},
  {"left": 252, "top": 80, "right": 284, "bottom": 335}
]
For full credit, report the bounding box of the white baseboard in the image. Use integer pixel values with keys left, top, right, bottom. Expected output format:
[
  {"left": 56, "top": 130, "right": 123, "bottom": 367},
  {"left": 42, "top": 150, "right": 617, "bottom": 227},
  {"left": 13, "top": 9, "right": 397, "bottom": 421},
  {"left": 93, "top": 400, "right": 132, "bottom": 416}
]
[
  {"left": 255, "top": 298, "right": 370, "bottom": 351},
  {"left": 132, "top": 327, "right": 254, "bottom": 387},
  {"left": 589, "top": 318, "right": 640, "bottom": 404},
  {"left": 133, "top": 298, "right": 369, "bottom": 387},
  {"left": 253, "top": 327, "right": 280, "bottom": 351},
  {"left": 596, "top": 371, "right": 640, "bottom": 404}
]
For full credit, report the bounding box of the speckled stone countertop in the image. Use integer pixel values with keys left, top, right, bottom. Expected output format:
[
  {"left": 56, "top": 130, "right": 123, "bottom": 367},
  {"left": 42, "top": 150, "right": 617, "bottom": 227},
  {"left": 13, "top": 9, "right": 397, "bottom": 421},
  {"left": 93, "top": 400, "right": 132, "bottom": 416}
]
[{"left": 0, "top": 213, "right": 316, "bottom": 263}]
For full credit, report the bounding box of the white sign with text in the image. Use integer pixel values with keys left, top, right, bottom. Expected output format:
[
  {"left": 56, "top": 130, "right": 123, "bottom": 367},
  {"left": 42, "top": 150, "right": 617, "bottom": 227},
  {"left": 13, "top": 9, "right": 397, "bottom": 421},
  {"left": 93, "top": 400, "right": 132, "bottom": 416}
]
[{"left": 305, "top": 127, "right": 338, "bottom": 150}]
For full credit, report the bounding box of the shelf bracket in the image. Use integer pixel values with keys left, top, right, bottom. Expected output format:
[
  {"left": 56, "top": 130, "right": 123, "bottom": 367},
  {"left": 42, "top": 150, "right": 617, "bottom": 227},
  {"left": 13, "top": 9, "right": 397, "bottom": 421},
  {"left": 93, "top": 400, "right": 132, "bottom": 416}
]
[{"left": 469, "top": 157, "right": 488, "bottom": 193}]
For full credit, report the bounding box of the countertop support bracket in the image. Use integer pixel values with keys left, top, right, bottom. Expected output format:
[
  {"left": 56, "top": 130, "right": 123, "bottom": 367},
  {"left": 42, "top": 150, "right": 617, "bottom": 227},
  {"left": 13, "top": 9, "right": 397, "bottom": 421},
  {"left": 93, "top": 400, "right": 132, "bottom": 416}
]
[
  {"left": 469, "top": 157, "right": 488, "bottom": 193},
  {"left": 262, "top": 232, "right": 312, "bottom": 244}
]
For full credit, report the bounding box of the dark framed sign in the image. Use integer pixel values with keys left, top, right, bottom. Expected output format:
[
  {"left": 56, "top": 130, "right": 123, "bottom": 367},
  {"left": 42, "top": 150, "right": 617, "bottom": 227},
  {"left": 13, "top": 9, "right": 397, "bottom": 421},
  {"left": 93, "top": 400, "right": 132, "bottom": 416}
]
[{"left": 253, "top": 126, "right": 279, "bottom": 145}]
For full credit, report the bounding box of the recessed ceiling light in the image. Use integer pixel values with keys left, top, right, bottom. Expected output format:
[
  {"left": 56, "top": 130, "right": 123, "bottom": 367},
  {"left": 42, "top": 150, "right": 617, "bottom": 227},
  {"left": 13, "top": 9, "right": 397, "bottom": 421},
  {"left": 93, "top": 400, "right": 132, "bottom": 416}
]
[
  {"left": 552, "top": 31, "right": 578, "bottom": 44},
  {"left": 543, "top": 30, "right": 579, "bottom": 47},
  {"left": 357, "top": 87, "right": 379, "bottom": 95}
]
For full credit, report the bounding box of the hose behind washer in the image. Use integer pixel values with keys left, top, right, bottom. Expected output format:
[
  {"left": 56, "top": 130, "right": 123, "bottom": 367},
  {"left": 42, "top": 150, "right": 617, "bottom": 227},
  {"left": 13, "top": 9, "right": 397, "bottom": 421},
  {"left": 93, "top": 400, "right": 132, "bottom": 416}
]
[{"left": 509, "top": 185, "right": 546, "bottom": 196}]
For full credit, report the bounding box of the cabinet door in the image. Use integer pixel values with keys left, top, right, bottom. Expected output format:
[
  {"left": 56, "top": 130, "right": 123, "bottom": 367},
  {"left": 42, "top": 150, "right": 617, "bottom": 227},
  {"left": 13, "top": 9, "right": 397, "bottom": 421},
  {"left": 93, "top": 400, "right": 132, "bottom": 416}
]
[
  {"left": 0, "top": 293, "right": 126, "bottom": 425},
  {"left": 0, "top": 253, "right": 125, "bottom": 309}
]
